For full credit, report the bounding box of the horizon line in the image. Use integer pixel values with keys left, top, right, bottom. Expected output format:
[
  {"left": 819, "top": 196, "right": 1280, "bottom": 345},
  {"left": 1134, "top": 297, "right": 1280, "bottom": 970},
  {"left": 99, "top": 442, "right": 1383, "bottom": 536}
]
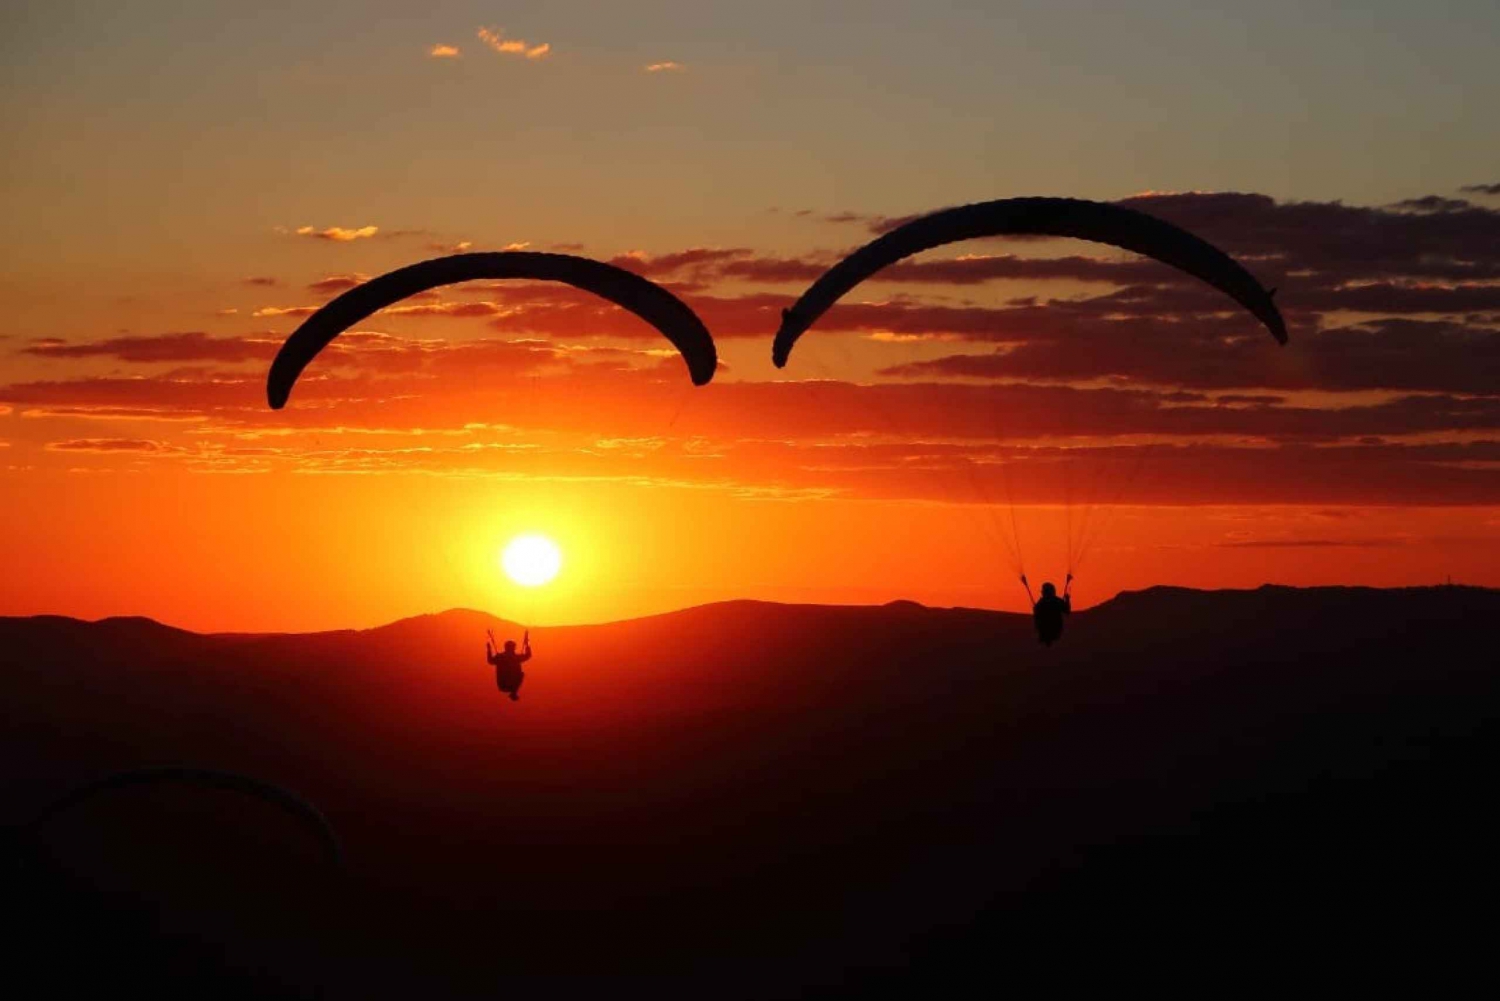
[{"left": 2, "top": 581, "right": 1488, "bottom": 638}]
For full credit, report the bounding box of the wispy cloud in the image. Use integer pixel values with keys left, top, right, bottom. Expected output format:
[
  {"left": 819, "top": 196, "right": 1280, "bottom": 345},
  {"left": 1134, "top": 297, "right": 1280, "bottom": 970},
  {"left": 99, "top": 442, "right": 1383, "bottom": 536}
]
[
  {"left": 644, "top": 61, "right": 684, "bottom": 73},
  {"left": 382, "top": 301, "right": 508, "bottom": 318},
  {"left": 429, "top": 44, "right": 461, "bottom": 59},
  {"left": 308, "top": 274, "right": 369, "bottom": 295},
  {"left": 477, "top": 27, "right": 550, "bottom": 60},
  {"left": 46, "top": 438, "right": 173, "bottom": 454},
  {"left": 242, "top": 276, "right": 280, "bottom": 287},
  {"left": 252, "top": 305, "right": 319, "bottom": 318},
  {"left": 287, "top": 225, "right": 380, "bottom": 242},
  {"left": 1459, "top": 182, "right": 1500, "bottom": 196},
  {"left": 1216, "top": 538, "right": 1403, "bottom": 548},
  {"left": 1389, "top": 195, "right": 1472, "bottom": 213},
  {"left": 22, "top": 332, "right": 277, "bottom": 363}
]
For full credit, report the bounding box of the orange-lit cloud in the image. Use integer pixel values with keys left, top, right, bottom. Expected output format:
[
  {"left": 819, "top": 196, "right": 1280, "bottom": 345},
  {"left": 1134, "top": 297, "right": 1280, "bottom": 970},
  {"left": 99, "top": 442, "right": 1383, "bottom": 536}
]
[
  {"left": 644, "top": 62, "right": 684, "bottom": 73},
  {"left": 477, "top": 27, "right": 550, "bottom": 60},
  {"left": 308, "top": 274, "right": 370, "bottom": 295},
  {"left": 22, "top": 332, "right": 277, "bottom": 363},
  {"left": 252, "top": 305, "right": 319, "bottom": 318},
  {"left": 45, "top": 438, "right": 172, "bottom": 454},
  {"left": 10, "top": 386, "right": 1498, "bottom": 506},
  {"left": 290, "top": 225, "right": 380, "bottom": 242},
  {"left": 608, "top": 247, "right": 754, "bottom": 276},
  {"left": 429, "top": 44, "right": 461, "bottom": 58}
]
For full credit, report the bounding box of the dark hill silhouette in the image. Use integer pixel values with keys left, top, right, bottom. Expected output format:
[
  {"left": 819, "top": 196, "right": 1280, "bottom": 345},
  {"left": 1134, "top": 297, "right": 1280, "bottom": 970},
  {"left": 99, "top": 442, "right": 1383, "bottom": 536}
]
[{"left": 6, "top": 586, "right": 1497, "bottom": 997}]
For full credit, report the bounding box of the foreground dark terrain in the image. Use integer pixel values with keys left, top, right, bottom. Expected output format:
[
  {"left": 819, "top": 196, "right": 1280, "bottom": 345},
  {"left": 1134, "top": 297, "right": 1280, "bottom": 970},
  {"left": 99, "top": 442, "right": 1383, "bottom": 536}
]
[{"left": 5, "top": 585, "right": 1497, "bottom": 996}]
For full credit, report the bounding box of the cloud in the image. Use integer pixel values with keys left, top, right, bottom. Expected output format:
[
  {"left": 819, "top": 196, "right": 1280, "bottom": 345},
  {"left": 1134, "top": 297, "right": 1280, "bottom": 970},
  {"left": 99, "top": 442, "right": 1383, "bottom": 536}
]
[
  {"left": 21, "top": 332, "right": 278, "bottom": 363},
  {"left": 7, "top": 352, "right": 1500, "bottom": 504},
  {"left": 242, "top": 276, "right": 280, "bottom": 287},
  {"left": 644, "top": 62, "right": 684, "bottom": 73},
  {"left": 841, "top": 191, "right": 1500, "bottom": 288},
  {"left": 45, "top": 438, "right": 171, "bottom": 454},
  {"left": 607, "top": 247, "right": 754, "bottom": 277},
  {"left": 718, "top": 256, "right": 828, "bottom": 283},
  {"left": 818, "top": 209, "right": 921, "bottom": 229},
  {"left": 1216, "top": 538, "right": 1403, "bottom": 548},
  {"left": 16, "top": 406, "right": 209, "bottom": 423},
  {"left": 1112, "top": 191, "right": 1500, "bottom": 285},
  {"left": 427, "top": 240, "right": 474, "bottom": 254},
  {"left": 875, "top": 314, "right": 1500, "bottom": 395},
  {"left": 381, "top": 301, "right": 509, "bottom": 318},
  {"left": 1459, "top": 182, "right": 1500, "bottom": 196},
  {"left": 252, "top": 305, "right": 319, "bottom": 318},
  {"left": 429, "top": 44, "right": 461, "bottom": 58},
  {"left": 291, "top": 225, "right": 380, "bottom": 242},
  {"left": 717, "top": 251, "right": 1179, "bottom": 286},
  {"left": 308, "top": 274, "right": 369, "bottom": 295},
  {"left": 164, "top": 430, "right": 1499, "bottom": 506},
  {"left": 477, "top": 27, "right": 550, "bottom": 60},
  {"left": 1389, "top": 195, "right": 1472, "bottom": 213},
  {"left": 0, "top": 336, "right": 681, "bottom": 428}
]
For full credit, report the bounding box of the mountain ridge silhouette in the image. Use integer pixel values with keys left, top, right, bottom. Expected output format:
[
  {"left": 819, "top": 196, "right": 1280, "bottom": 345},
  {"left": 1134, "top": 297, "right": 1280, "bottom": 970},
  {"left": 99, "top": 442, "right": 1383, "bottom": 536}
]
[
  {"left": 7, "top": 581, "right": 1487, "bottom": 640},
  {"left": 7, "top": 583, "right": 1496, "bottom": 996}
]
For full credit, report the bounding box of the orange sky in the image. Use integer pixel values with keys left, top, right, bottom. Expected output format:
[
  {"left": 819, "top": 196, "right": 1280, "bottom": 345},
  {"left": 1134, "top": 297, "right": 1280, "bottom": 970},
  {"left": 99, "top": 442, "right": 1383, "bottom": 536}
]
[{"left": 3, "top": 5, "right": 1498, "bottom": 631}]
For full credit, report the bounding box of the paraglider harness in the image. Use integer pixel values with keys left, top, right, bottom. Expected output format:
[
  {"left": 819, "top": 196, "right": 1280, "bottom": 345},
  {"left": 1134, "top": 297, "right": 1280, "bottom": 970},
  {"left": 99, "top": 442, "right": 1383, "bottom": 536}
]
[
  {"left": 488, "top": 628, "right": 530, "bottom": 695},
  {"left": 1022, "top": 573, "right": 1072, "bottom": 645}
]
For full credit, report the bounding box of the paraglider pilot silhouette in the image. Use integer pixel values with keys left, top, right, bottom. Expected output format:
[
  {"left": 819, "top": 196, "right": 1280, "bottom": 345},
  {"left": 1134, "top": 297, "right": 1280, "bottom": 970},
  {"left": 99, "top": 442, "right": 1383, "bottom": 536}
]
[
  {"left": 487, "top": 628, "right": 533, "bottom": 701},
  {"left": 1022, "top": 574, "right": 1072, "bottom": 647}
]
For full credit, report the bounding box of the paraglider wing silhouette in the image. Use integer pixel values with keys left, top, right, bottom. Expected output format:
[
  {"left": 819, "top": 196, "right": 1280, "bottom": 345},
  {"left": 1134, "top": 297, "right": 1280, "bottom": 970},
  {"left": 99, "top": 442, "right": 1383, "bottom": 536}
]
[
  {"left": 772, "top": 197, "right": 1288, "bottom": 368},
  {"left": 27, "top": 766, "right": 343, "bottom": 868},
  {"left": 267, "top": 251, "right": 718, "bottom": 408}
]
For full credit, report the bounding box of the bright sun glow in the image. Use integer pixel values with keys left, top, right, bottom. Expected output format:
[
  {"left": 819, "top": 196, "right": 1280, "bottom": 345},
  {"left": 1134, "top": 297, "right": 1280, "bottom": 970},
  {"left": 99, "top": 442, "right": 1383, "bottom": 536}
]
[{"left": 501, "top": 534, "right": 563, "bottom": 587}]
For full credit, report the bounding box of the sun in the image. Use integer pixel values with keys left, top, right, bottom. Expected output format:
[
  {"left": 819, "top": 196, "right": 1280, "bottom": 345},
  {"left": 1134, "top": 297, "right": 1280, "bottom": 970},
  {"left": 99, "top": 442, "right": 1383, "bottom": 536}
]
[{"left": 500, "top": 534, "right": 562, "bottom": 587}]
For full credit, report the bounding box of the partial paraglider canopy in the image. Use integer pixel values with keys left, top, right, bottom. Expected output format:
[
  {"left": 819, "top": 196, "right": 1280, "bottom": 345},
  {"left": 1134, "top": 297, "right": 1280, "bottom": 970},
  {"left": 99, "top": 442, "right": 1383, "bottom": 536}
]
[
  {"left": 267, "top": 251, "right": 719, "bottom": 409},
  {"left": 772, "top": 196, "right": 1287, "bottom": 368},
  {"left": 26, "top": 766, "right": 343, "bottom": 868}
]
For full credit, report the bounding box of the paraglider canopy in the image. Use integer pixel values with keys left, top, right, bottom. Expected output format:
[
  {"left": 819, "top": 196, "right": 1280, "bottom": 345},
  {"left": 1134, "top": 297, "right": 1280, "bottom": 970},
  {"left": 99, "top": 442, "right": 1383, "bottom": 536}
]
[
  {"left": 772, "top": 196, "right": 1287, "bottom": 368},
  {"left": 267, "top": 251, "right": 719, "bottom": 409}
]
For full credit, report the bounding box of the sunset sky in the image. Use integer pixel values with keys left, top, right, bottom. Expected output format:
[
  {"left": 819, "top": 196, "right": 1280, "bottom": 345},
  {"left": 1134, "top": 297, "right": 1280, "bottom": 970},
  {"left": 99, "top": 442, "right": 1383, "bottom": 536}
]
[{"left": 3, "top": 1, "right": 1498, "bottom": 631}]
